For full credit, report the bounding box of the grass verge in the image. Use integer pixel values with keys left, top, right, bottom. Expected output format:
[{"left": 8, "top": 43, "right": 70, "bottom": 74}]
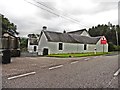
[{"left": 48, "top": 52, "right": 112, "bottom": 58}]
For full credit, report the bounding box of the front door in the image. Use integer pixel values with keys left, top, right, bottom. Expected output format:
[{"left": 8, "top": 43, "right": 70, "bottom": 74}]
[
  {"left": 43, "top": 48, "right": 48, "bottom": 56},
  {"left": 34, "top": 46, "right": 37, "bottom": 52}
]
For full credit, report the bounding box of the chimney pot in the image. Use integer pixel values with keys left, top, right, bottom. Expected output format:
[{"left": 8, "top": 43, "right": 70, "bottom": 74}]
[
  {"left": 63, "top": 30, "right": 66, "bottom": 33},
  {"left": 43, "top": 26, "right": 47, "bottom": 30}
]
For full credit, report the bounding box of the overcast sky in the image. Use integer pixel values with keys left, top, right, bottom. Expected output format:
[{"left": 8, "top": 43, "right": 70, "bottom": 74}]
[{"left": 0, "top": 0, "right": 119, "bottom": 37}]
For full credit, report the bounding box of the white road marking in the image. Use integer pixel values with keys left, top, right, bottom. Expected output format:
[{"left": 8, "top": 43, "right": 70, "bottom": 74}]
[
  {"left": 84, "top": 58, "right": 90, "bottom": 61},
  {"left": 8, "top": 72, "right": 36, "bottom": 80},
  {"left": 30, "top": 58, "right": 37, "bottom": 60},
  {"left": 114, "top": 68, "right": 120, "bottom": 76},
  {"left": 93, "top": 56, "right": 98, "bottom": 58},
  {"left": 71, "top": 61, "right": 79, "bottom": 64},
  {"left": 31, "top": 64, "right": 37, "bottom": 66},
  {"left": 49, "top": 65, "right": 63, "bottom": 70}
]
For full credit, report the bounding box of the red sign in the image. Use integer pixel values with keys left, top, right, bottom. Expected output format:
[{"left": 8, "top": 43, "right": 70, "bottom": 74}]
[
  {"left": 101, "top": 37, "right": 107, "bottom": 44},
  {"left": 101, "top": 40, "right": 107, "bottom": 44}
]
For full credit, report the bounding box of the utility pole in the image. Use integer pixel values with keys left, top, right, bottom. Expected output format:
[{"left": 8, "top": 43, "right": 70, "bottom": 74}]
[{"left": 115, "top": 26, "right": 119, "bottom": 48}]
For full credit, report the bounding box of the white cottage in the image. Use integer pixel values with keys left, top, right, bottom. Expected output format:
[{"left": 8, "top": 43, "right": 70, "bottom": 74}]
[
  {"left": 27, "top": 34, "right": 39, "bottom": 53},
  {"left": 37, "top": 27, "right": 108, "bottom": 55}
]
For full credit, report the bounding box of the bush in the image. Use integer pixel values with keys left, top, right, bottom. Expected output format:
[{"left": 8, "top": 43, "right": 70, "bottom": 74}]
[
  {"left": 109, "top": 42, "right": 120, "bottom": 51},
  {"left": 108, "top": 42, "right": 115, "bottom": 51},
  {"left": 114, "top": 45, "right": 120, "bottom": 51}
]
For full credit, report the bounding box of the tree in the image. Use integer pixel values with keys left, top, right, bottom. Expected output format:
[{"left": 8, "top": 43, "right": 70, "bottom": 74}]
[
  {"left": 20, "top": 37, "right": 28, "bottom": 51},
  {"left": 1, "top": 15, "right": 19, "bottom": 35}
]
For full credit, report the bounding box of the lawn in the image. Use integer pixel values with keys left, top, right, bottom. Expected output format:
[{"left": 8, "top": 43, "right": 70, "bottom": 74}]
[{"left": 48, "top": 52, "right": 112, "bottom": 58}]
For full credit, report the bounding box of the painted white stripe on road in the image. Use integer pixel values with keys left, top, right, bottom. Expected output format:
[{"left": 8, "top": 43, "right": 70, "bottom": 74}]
[
  {"left": 30, "top": 58, "right": 37, "bottom": 60},
  {"left": 49, "top": 65, "right": 63, "bottom": 70},
  {"left": 8, "top": 72, "right": 36, "bottom": 80},
  {"left": 71, "top": 61, "right": 79, "bottom": 64},
  {"left": 93, "top": 56, "right": 98, "bottom": 59},
  {"left": 84, "top": 58, "right": 90, "bottom": 61},
  {"left": 114, "top": 68, "right": 120, "bottom": 76}
]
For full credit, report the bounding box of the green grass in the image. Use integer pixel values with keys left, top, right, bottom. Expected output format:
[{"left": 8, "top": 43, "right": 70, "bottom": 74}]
[{"left": 48, "top": 52, "right": 112, "bottom": 58}]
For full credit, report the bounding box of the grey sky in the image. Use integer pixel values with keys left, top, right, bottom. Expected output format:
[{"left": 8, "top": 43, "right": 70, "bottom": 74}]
[{"left": 0, "top": 0, "right": 119, "bottom": 37}]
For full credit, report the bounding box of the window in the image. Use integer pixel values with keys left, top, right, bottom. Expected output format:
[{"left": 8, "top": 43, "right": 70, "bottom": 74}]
[
  {"left": 30, "top": 38, "right": 38, "bottom": 45},
  {"left": 84, "top": 44, "right": 87, "bottom": 50},
  {"left": 59, "top": 43, "right": 63, "bottom": 50}
]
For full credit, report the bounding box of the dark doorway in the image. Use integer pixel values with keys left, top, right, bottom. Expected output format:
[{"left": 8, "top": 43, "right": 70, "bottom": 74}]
[
  {"left": 34, "top": 46, "right": 37, "bottom": 51},
  {"left": 43, "top": 48, "right": 48, "bottom": 56},
  {"left": 84, "top": 44, "right": 87, "bottom": 50}
]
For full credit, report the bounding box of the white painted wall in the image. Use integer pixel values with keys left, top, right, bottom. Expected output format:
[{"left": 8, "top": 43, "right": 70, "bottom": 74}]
[
  {"left": 87, "top": 44, "right": 96, "bottom": 52},
  {"left": 38, "top": 32, "right": 49, "bottom": 55},
  {"left": 27, "top": 39, "right": 38, "bottom": 53},
  {"left": 47, "top": 42, "right": 85, "bottom": 54},
  {"left": 96, "top": 39, "right": 108, "bottom": 52}
]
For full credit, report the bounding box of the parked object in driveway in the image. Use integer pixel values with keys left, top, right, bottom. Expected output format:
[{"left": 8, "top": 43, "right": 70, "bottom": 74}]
[
  {"left": 2, "top": 32, "right": 21, "bottom": 57},
  {"left": 2, "top": 50, "right": 11, "bottom": 64}
]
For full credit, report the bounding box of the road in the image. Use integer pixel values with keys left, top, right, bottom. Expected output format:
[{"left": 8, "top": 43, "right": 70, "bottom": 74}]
[{"left": 2, "top": 54, "right": 119, "bottom": 88}]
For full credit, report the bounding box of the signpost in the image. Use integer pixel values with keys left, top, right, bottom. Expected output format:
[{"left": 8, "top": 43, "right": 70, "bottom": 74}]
[{"left": 101, "top": 37, "right": 107, "bottom": 53}]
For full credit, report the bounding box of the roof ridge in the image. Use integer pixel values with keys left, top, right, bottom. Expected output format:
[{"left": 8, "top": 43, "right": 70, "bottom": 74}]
[
  {"left": 68, "top": 29, "right": 87, "bottom": 33},
  {"left": 43, "top": 30, "right": 62, "bottom": 34}
]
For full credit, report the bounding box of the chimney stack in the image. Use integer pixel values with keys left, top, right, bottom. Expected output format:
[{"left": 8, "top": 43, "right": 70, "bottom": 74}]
[
  {"left": 43, "top": 26, "right": 47, "bottom": 31},
  {"left": 63, "top": 30, "right": 66, "bottom": 33}
]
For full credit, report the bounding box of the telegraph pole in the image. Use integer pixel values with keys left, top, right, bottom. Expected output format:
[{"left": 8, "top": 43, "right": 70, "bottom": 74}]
[{"left": 115, "top": 26, "right": 119, "bottom": 48}]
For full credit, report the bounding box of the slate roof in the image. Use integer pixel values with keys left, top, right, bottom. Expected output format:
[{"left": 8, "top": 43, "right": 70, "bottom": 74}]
[
  {"left": 67, "top": 29, "right": 87, "bottom": 35},
  {"left": 69, "top": 34, "right": 101, "bottom": 44},
  {"left": 43, "top": 30, "right": 101, "bottom": 44}
]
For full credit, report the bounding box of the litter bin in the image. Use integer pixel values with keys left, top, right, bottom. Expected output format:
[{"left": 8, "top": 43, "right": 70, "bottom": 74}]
[{"left": 2, "top": 50, "right": 11, "bottom": 64}]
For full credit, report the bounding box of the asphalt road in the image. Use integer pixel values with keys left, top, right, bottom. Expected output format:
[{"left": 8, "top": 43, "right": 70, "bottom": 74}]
[{"left": 2, "top": 55, "right": 119, "bottom": 88}]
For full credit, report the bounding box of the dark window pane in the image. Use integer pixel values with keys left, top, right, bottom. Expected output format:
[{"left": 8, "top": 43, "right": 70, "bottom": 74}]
[
  {"left": 30, "top": 38, "right": 38, "bottom": 45},
  {"left": 59, "top": 43, "right": 63, "bottom": 50}
]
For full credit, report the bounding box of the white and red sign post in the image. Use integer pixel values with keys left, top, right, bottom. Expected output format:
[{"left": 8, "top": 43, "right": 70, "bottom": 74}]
[{"left": 100, "top": 36, "right": 107, "bottom": 53}]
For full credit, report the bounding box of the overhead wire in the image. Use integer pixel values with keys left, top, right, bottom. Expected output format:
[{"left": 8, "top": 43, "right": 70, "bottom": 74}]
[
  {"left": 24, "top": 0, "right": 89, "bottom": 28},
  {"left": 33, "top": 0, "right": 89, "bottom": 28}
]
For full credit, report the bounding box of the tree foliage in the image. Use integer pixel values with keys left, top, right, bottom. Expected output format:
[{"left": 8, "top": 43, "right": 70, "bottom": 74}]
[
  {"left": 1, "top": 15, "right": 19, "bottom": 35},
  {"left": 20, "top": 37, "right": 28, "bottom": 51}
]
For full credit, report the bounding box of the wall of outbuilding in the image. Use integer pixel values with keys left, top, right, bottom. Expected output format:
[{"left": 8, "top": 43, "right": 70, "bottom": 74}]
[
  {"left": 27, "top": 39, "right": 38, "bottom": 53},
  {"left": 96, "top": 39, "right": 108, "bottom": 52}
]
